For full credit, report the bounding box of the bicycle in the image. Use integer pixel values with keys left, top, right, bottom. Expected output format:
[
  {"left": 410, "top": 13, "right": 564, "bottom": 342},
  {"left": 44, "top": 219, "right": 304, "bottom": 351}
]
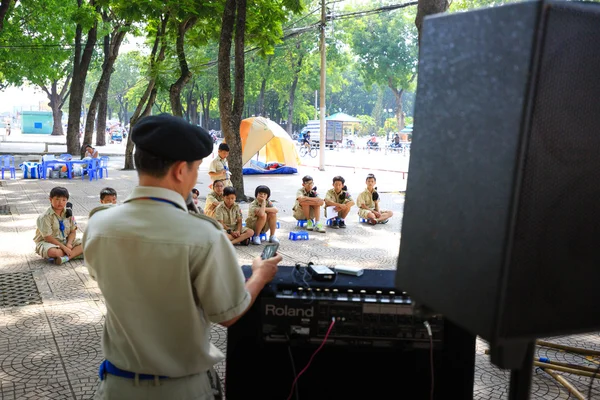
[{"left": 299, "top": 142, "right": 317, "bottom": 158}]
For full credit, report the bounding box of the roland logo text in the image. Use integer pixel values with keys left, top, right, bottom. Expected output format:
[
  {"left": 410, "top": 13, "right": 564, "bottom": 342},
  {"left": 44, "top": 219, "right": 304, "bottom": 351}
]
[{"left": 265, "top": 304, "right": 314, "bottom": 317}]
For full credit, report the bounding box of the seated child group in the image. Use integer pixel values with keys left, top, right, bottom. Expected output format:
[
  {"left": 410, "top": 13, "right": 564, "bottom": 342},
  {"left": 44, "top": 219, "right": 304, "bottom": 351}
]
[{"left": 34, "top": 143, "right": 393, "bottom": 260}]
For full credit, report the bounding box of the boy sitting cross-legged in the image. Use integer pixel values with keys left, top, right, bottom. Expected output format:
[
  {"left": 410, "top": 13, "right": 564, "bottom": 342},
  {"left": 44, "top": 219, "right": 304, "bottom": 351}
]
[
  {"left": 292, "top": 175, "right": 325, "bottom": 233},
  {"left": 356, "top": 173, "right": 394, "bottom": 225},
  {"left": 324, "top": 175, "right": 354, "bottom": 229},
  {"left": 33, "top": 186, "right": 83, "bottom": 265},
  {"left": 246, "top": 185, "right": 279, "bottom": 245},
  {"left": 214, "top": 186, "right": 254, "bottom": 245}
]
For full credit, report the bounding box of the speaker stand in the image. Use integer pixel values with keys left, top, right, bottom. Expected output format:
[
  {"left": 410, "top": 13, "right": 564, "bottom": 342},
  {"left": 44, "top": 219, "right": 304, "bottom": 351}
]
[{"left": 507, "top": 342, "right": 535, "bottom": 400}]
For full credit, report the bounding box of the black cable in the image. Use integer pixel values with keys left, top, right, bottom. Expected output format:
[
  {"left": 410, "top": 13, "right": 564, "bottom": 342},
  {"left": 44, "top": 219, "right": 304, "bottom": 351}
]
[
  {"left": 589, "top": 360, "right": 600, "bottom": 400},
  {"left": 285, "top": 333, "right": 300, "bottom": 400}
]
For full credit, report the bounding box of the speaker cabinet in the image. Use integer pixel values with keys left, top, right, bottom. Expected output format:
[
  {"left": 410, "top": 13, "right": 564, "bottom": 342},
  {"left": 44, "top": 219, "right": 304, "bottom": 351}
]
[{"left": 396, "top": 0, "right": 600, "bottom": 368}]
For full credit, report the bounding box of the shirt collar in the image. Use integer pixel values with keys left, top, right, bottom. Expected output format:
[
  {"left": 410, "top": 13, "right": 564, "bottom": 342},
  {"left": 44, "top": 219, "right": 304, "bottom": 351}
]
[{"left": 124, "top": 186, "right": 188, "bottom": 211}]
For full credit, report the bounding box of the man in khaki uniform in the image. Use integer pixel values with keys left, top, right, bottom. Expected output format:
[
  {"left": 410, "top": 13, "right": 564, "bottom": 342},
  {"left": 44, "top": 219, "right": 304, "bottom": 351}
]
[
  {"left": 208, "top": 143, "right": 232, "bottom": 187},
  {"left": 83, "top": 114, "right": 281, "bottom": 400},
  {"left": 204, "top": 179, "right": 225, "bottom": 217},
  {"left": 356, "top": 173, "right": 394, "bottom": 225},
  {"left": 214, "top": 187, "right": 254, "bottom": 245}
]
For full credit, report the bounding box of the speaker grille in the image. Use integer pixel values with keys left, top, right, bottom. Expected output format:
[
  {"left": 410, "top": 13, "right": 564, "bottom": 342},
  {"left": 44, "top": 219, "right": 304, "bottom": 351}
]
[{"left": 502, "top": 2, "right": 600, "bottom": 338}]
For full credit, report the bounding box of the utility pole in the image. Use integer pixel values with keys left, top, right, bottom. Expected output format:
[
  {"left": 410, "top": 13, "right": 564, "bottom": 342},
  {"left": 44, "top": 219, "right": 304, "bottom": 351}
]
[{"left": 318, "top": 0, "right": 326, "bottom": 171}]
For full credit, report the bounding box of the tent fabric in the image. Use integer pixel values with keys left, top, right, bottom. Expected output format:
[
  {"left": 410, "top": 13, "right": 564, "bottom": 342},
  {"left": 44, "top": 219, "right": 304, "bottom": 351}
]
[
  {"left": 242, "top": 160, "right": 297, "bottom": 175},
  {"left": 239, "top": 117, "right": 300, "bottom": 169},
  {"left": 327, "top": 112, "right": 362, "bottom": 123}
]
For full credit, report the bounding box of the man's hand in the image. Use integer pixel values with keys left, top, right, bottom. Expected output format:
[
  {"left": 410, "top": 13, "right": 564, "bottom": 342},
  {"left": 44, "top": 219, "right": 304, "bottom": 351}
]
[
  {"left": 66, "top": 243, "right": 74, "bottom": 250},
  {"left": 232, "top": 231, "right": 241, "bottom": 238},
  {"left": 334, "top": 205, "right": 342, "bottom": 211},
  {"left": 251, "top": 254, "right": 282, "bottom": 284},
  {"left": 374, "top": 211, "right": 382, "bottom": 218}
]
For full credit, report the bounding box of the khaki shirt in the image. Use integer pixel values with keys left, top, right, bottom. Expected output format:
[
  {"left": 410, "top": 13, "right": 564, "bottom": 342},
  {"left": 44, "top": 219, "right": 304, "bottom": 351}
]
[
  {"left": 245, "top": 199, "right": 273, "bottom": 227},
  {"left": 214, "top": 202, "right": 243, "bottom": 231},
  {"left": 293, "top": 188, "right": 314, "bottom": 211},
  {"left": 204, "top": 191, "right": 224, "bottom": 216},
  {"left": 83, "top": 186, "right": 250, "bottom": 377},
  {"left": 324, "top": 189, "right": 353, "bottom": 217},
  {"left": 33, "top": 206, "right": 77, "bottom": 244},
  {"left": 356, "top": 188, "right": 377, "bottom": 211},
  {"left": 208, "top": 157, "right": 228, "bottom": 182}
]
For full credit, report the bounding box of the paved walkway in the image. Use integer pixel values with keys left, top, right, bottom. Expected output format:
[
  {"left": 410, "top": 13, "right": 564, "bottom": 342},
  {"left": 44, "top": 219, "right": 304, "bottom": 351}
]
[{"left": 0, "top": 158, "right": 598, "bottom": 399}]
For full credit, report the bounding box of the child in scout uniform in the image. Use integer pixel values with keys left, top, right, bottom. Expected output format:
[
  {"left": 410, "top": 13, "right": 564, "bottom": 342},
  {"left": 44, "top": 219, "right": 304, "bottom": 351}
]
[
  {"left": 324, "top": 175, "right": 355, "bottom": 229},
  {"left": 246, "top": 185, "right": 279, "bottom": 245},
  {"left": 293, "top": 175, "right": 326, "bottom": 233},
  {"left": 99, "top": 187, "right": 117, "bottom": 204},
  {"left": 356, "top": 173, "right": 394, "bottom": 225},
  {"left": 33, "top": 186, "right": 83, "bottom": 265},
  {"left": 204, "top": 179, "right": 225, "bottom": 217},
  {"left": 208, "top": 143, "right": 232, "bottom": 188},
  {"left": 214, "top": 186, "right": 254, "bottom": 245}
]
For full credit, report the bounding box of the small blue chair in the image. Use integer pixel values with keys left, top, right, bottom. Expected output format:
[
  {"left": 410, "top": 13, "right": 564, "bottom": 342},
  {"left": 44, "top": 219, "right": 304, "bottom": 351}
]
[
  {"left": 0, "top": 155, "right": 16, "bottom": 180},
  {"left": 82, "top": 158, "right": 101, "bottom": 181},
  {"left": 99, "top": 156, "right": 109, "bottom": 178}
]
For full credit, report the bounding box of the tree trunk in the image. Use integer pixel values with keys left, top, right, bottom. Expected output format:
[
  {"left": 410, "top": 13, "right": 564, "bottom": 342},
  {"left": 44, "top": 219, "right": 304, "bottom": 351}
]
[
  {"left": 123, "top": 15, "right": 168, "bottom": 170},
  {"left": 287, "top": 54, "right": 303, "bottom": 135},
  {"left": 218, "top": 0, "right": 247, "bottom": 200},
  {"left": 258, "top": 56, "right": 272, "bottom": 116},
  {"left": 42, "top": 75, "right": 71, "bottom": 136},
  {"left": 390, "top": 86, "right": 405, "bottom": 130},
  {"left": 84, "top": 25, "right": 127, "bottom": 152},
  {"left": 0, "top": 0, "right": 13, "bottom": 33},
  {"left": 200, "top": 93, "right": 212, "bottom": 128},
  {"left": 66, "top": 2, "right": 99, "bottom": 156},
  {"left": 415, "top": 0, "right": 449, "bottom": 45},
  {"left": 96, "top": 34, "right": 112, "bottom": 147},
  {"left": 169, "top": 17, "right": 196, "bottom": 117}
]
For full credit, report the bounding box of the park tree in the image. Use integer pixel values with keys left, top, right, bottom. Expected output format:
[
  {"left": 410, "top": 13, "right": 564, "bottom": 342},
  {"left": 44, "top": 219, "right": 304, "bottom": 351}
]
[
  {"left": 65, "top": 0, "right": 101, "bottom": 155},
  {"left": 218, "top": 0, "right": 303, "bottom": 199},
  {"left": 0, "top": 0, "right": 16, "bottom": 34},
  {"left": 108, "top": 51, "right": 143, "bottom": 125},
  {"left": 0, "top": 0, "right": 76, "bottom": 135},
  {"left": 348, "top": 9, "right": 418, "bottom": 131}
]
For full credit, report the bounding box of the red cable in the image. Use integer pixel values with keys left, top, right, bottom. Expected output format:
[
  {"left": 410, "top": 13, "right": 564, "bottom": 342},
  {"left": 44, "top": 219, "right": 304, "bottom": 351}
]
[{"left": 286, "top": 318, "right": 336, "bottom": 400}]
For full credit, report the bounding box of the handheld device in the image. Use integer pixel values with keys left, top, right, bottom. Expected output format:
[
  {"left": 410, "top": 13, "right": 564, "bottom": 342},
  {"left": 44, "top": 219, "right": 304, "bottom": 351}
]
[
  {"left": 261, "top": 243, "right": 279, "bottom": 260},
  {"left": 307, "top": 264, "right": 335, "bottom": 281}
]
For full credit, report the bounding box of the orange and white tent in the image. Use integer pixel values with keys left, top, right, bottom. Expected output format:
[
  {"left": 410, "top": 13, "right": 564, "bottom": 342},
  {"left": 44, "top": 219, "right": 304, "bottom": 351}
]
[{"left": 240, "top": 117, "right": 300, "bottom": 168}]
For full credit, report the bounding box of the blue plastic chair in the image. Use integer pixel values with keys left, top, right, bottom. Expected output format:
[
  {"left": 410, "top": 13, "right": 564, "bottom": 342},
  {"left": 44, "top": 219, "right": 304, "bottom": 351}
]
[
  {"left": 82, "top": 158, "right": 101, "bottom": 181},
  {"left": 99, "top": 156, "right": 109, "bottom": 178},
  {"left": 0, "top": 155, "right": 16, "bottom": 180}
]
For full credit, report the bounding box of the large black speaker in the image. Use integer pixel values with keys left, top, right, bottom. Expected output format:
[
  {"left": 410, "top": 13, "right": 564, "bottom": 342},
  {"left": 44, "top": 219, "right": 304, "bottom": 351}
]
[{"left": 396, "top": 0, "right": 600, "bottom": 369}]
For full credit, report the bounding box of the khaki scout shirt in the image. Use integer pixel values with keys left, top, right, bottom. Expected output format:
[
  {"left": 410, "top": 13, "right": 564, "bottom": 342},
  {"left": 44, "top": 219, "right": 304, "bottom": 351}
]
[
  {"left": 356, "top": 188, "right": 377, "bottom": 211},
  {"left": 324, "top": 189, "right": 353, "bottom": 217},
  {"left": 208, "top": 156, "right": 231, "bottom": 186},
  {"left": 33, "top": 206, "right": 77, "bottom": 244},
  {"left": 204, "top": 191, "right": 224, "bottom": 216},
  {"left": 82, "top": 186, "right": 250, "bottom": 378},
  {"left": 293, "top": 188, "right": 313, "bottom": 211},
  {"left": 214, "top": 202, "right": 243, "bottom": 231},
  {"left": 245, "top": 199, "right": 273, "bottom": 227}
]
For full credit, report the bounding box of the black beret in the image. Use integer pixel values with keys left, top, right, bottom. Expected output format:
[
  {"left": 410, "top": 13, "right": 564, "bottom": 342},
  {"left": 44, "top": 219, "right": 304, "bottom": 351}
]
[{"left": 132, "top": 114, "right": 214, "bottom": 161}]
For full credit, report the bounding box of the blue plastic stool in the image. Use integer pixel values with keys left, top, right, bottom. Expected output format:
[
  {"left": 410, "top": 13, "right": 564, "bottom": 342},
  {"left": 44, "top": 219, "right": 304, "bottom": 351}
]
[
  {"left": 242, "top": 222, "right": 246, "bottom": 227},
  {"left": 260, "top": 232, "right": 268, "bottom": 241},
  {"left": 296, "top": 219, "right": 309, "bottom": 227},
  {"left": 289, "top": 231, "right": 309, "bottom": 240},
  {"left": 359, "top": 217, "right": 369, "bottom": 223}
]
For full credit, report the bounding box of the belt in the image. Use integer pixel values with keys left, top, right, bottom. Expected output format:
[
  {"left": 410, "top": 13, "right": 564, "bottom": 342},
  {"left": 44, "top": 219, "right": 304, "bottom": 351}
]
[{"left": 98, "top": 360, "right": 169, "bottom": 381}]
